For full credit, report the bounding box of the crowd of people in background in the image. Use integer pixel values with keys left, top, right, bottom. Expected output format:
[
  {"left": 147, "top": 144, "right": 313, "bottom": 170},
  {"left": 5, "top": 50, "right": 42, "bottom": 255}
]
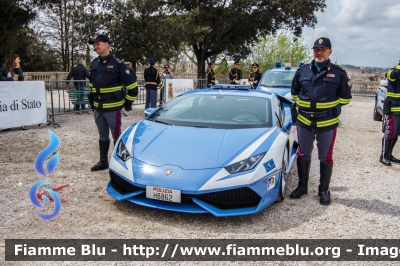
[{"left": 206, "top": 60, "right": 262, "bottom": 89}]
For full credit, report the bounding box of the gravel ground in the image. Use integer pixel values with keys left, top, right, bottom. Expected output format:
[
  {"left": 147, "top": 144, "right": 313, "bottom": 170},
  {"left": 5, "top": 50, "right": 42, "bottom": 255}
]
[{"left": 0, "top": 96, "right": 399, "bottom": 266}]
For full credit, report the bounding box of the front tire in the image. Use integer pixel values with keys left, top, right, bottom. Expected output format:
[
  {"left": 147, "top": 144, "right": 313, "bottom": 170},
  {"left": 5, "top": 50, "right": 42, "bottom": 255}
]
[{"left": 277, "top": 146, "right": 289, "bottom": 202}]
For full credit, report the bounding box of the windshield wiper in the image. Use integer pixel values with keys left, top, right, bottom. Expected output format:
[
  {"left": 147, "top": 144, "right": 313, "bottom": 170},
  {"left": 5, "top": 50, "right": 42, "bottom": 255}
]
[
  {"left": 260, "top": 84, "right": 289, "bottom": 88},
  {"left": 147, "top": 118, "right": 172, "bottom": 125},
  {"left": 192, "top": 125, "right": 210, "bottom": 128}
]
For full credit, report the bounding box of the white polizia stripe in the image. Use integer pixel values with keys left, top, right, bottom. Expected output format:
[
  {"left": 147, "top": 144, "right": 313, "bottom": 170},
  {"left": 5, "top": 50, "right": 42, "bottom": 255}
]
[
  {"left": 109, "top": 123, "right": 139, "bottom": 182},
  {"left": 227, "top": 128, "right": 275, "bottom": 165},
  {"left": 199, "top": 129, "right": 287, "bottom": 191}
]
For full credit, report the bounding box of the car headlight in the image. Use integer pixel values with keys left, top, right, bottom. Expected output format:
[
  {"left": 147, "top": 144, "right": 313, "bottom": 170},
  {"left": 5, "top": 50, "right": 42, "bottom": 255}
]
[
  {"left": 116, "top": 141, "right": 131, "bottom": 161},
  {"left": 224, "top": 152, "right": 265, "bottom": 174}
]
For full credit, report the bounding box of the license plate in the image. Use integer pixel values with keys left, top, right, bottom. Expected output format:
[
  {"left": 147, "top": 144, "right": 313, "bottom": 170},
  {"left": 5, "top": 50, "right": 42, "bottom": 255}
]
[{"left": 146, "top": 186, "right": 181, "bottom": 203}]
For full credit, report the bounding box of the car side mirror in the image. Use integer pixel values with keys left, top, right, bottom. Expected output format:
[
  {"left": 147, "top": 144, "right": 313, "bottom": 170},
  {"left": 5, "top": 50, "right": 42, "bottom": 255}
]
[{"left": 144, "top": 108, "right": 157, "bottom": 116}]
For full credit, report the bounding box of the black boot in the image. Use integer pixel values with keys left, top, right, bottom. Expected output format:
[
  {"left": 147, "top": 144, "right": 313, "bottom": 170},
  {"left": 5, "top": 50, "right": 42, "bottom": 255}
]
[
  {"left": 389, "top": 138, "right": 400, "bottom": 163},
  {"left": 91, "top": 140, "right": 110, "bottom": 171},
  {"left": 379, "top": 138, "right": 392, "bottom": 166},
  {"left": 319, "top": 162, "right": 333, "bottom": 205},
  {"left": 290, "top": 160, "right": 311, "bottom": 199}
]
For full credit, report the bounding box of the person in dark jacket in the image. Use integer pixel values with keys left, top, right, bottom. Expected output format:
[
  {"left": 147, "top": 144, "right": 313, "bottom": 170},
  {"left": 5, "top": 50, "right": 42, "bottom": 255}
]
[
  {"left": 380, "top": 61, "right": 400, "bottom": 166},
  {"left": 66, "top": 60, "right": 90, "bottom": 110},
  {"left": 290, "top": 37, "right": 352, "bottom": 205},
  {"left": 88, "top": 34, "right": 138, "bottom": 171},
  {"left": 229, "top": 61, "right": 242, "bottom": 84},
  {"left": 144, "top": 56, "right": 161, "bottom": 108},
  {"left": 206, "top": 61, "right": 216, "bottom": 88},
  {"left": 0, "top": 54, "right": 24, "bottom": 81},
  {"left": 249, "top": 63, "right": 262, "bottom": 89}
]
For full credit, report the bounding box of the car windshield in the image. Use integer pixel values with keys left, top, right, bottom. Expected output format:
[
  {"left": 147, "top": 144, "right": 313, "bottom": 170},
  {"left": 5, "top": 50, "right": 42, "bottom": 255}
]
[
  {"left": 147, "top": 94, "right": 273, "bottom": 129},
  {"left": 260, "top": 70, "right": 295, "bottom": 88}
]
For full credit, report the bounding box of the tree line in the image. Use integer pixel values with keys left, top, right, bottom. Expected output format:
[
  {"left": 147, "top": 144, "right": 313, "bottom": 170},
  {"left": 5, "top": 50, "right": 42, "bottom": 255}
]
[{"left": 1, "top": 0, "right": 325, "bottom": 77}]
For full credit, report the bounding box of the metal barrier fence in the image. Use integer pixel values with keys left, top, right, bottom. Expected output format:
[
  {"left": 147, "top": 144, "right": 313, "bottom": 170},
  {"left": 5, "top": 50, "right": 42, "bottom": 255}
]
[
  {"left": 47, "top": 80, "right": 147, "bottom": 128},
  {"left": 350, "top": 81, "right": 379, "bottom": 97}
]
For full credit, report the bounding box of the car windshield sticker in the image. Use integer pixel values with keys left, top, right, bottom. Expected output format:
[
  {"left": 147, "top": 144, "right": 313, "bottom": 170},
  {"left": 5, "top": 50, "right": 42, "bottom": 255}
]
[{"left": 263, "top": 159, "right": 275, "bottom": 172}]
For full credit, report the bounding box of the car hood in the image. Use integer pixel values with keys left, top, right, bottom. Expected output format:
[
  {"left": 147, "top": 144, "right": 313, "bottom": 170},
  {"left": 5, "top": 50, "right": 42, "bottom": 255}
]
[
  {"left": 258, "top": 86, "right": 292, "bottom": 99},
  {"left": 130, "top": 120, "right": 272, "bottom": 169}
]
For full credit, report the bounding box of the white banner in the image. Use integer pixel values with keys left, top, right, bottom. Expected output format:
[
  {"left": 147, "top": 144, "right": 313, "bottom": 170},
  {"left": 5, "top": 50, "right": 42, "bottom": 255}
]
[
  {"left": 164, "top": 79, "right": 194, "bottom": 102},
  {"left": 0, "top": 81, "right": 47, "bottom": 129}
]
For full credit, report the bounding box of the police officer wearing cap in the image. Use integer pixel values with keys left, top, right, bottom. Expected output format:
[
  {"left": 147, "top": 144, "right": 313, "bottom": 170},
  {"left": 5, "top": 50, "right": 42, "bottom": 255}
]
[
  {"left": 88, "top": 34, "right": 138, "bottom": 171},
  {"left": 290, "top": 37, "right": 352, "bottom": 205},
  {"left": 144, "top": 56, "right": 161, "bottom": 108},
  {"left": 249, "top": 63, "right": 262, "bottom": 89},
  {"left": 229, "top": 61, "right": 242, "bottom": 84},
  {"left": 206, "top": 61, "right": 216, "bottom": 88},
  {"left": 380, "top": 61, "right": 400, "bottom": 166}
]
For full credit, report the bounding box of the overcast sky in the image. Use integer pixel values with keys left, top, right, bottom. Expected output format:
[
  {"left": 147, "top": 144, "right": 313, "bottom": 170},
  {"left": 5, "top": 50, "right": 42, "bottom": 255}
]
[{"left": 301, "top": 0, "right": 400, "bottom": 68}]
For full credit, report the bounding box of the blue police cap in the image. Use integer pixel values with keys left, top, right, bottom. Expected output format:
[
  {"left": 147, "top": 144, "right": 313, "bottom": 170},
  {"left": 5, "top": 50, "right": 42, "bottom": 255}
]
[
  {"left": 88, "top": 34, "right": 110, "bottom": 45},
  {"left": 312, "top": 37, "right": 331, "bottom": 49},
  {"left": 148, "top": 56, "right": 158, "bottom": 64}
]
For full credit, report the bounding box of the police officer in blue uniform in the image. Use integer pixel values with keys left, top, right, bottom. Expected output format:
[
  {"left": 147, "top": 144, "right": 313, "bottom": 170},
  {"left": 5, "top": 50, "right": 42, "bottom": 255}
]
[
  {"left": 206, "top": 61, "right": 216, "bottom": 88},
  {"left": 249, "top": 63, "right": 262, "bottom": 89},
  {"left": 290, "top": 37, "right": 352, "bottom": 205},
  {"left": 144, "top": 56, "right": 161, "bottom": 108},
  {"left": 88, "top": 34, "right": 138, "bottom": 171},
  {"left": 380, "top": 61, "right": 400, "bottom": 166},
  {"left": 229, "top": 61, "right": 242, "bottom": 84}
]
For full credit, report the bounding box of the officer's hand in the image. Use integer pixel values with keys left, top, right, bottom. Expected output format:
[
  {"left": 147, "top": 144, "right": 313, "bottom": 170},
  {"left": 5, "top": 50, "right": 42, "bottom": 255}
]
[
  {"left": 253, "top": 80, "right": 258, "bottom": 84},
  {"left": 235, "top": 80, "right": 240, "bottom": 84},
  {"left": 124, "top": 100, "right": 133, "bottom": 111}
]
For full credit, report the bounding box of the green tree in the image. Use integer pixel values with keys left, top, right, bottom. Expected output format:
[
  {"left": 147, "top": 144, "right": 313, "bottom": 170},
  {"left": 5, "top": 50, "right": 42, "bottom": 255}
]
[
  {"left": 0, "top": 0, "right": 35, "bottom": 58},
  {"left": 36, "top": 0, "right": 102, "bottom": 71},
  {"left": 70, "top": 0, "right": 101, "bottom": 67},
  {"left": 214, "top": 58, "right": 229, "bottom": 75},
  {"left": 0, "top": 0, "right": 61, "bottom": 63},
  {"left": 107, "top": 0, "right": 184, "bottom": 69},
  {"left": 167, "top": 0, "right": 325, "bottom": 78},
  {"left": 242, "top": 31, "right": 312, "bottom": 74},
  {"left": 14, "top": 27, "right": 61, "bottom": 71}
]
